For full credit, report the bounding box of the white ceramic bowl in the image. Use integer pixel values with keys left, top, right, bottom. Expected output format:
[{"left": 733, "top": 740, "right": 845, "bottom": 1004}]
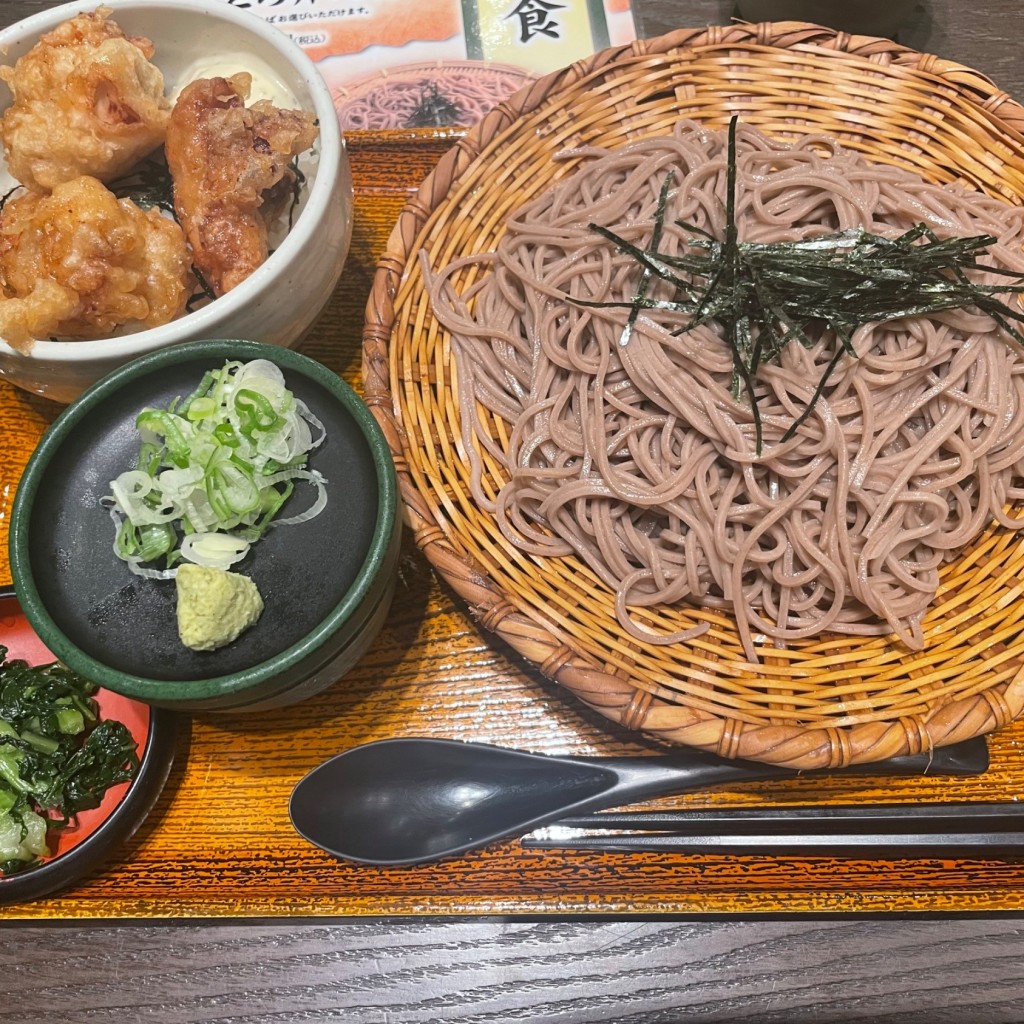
[{"left": 0, "top": 0, "right": 353, "bottom": 404}]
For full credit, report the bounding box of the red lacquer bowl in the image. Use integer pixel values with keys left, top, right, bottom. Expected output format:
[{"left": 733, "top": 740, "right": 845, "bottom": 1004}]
[{"left": 0, "top": 586, "right": 178, "bottom": 903}]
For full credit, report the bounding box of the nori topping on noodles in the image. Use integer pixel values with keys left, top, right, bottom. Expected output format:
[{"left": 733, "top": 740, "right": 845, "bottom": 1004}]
[
  {"left": 579, "top": 116, "right": 1024, "bottom": 454},
  {"left": 404, "top": 83, "right": 464, "bottom": 129}
]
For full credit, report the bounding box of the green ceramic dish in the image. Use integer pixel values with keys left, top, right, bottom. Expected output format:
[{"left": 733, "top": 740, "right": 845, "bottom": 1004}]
[{"left": 10, "top": 340, "right": 400, "bottom": 713}]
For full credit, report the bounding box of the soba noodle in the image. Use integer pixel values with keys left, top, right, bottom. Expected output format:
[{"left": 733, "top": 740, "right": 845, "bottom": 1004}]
[
  {"left": 337, "top": 68, "right": 529, "bottom": 130},
  {"left": 426, "top": 120, "right": 1024, "bottom": 660}
]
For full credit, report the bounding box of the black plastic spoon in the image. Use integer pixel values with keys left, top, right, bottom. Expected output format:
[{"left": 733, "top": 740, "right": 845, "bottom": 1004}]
[{"left": 288, "top": 736, "right": 989, "bottom": 866}]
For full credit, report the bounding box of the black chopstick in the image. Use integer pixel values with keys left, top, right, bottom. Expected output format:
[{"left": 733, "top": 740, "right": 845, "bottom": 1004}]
[
  {"left": 521, "top": 802, "right": 1024, "bottom": 857},
  {"left": 520, "top": 830, "right": 1024, "bottom": 856},
  {"left": 549, "top": 802, "right": 1024, "bottom": 833}
]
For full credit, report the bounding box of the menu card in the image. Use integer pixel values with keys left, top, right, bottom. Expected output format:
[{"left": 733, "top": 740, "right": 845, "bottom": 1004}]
[{"left": 216, "top": 0, "right": 639, "bottom": 129}]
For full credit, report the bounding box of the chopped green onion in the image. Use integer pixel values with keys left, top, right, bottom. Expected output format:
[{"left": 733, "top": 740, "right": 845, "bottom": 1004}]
[
  {"left": 104, "top": 359, "right": 327, "bottom": 577},
  {"left": 234, "top": 388, "right": 282, "bottom": 439},
  {"left": 186, "top": 396, "right": 217, "bottom": 422},
  {"left": 180, "top": 370, "right": 216, "bottom": 412},
  {"left": 136, "top": 409, "right": 191, "bottom": 468}
]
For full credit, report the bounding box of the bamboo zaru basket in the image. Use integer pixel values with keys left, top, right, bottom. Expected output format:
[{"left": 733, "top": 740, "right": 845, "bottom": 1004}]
[{"left": 362, "top": 22, "right": 1024, "bottom": 769}]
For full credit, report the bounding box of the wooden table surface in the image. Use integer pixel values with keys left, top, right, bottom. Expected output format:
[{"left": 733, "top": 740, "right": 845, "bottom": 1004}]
[{"left": 5, "top": 0, "right": 1024, "bottom": 1020}]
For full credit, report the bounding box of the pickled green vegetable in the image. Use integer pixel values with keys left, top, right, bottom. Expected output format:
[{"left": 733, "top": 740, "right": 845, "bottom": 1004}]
[{"left": 0, "top": 646, "right": 139, "bottom": 875}]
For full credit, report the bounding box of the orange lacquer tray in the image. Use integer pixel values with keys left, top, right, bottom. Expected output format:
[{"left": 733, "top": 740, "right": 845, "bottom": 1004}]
[{"left": 4, "top": 132, "right": 1024, "bottom": 920}]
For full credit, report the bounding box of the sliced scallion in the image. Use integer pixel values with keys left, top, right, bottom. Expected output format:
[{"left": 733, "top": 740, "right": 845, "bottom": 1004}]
[{"left": 104, "top": 359, "right": 328, "bottom": 577}]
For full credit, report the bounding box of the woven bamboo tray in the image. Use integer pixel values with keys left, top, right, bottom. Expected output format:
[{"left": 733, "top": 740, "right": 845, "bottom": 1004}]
[{"left": 362, "top": 21, "right": 1024, "bottom": 770}]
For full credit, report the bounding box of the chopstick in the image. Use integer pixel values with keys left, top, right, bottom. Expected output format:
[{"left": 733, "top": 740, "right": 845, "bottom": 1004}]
[
  {"left": 520, "top": 803, "right": 1024, "bottom": 857},
  {"left": 521, "top": 831, "right": 1024, "bottom": 855},
  {"left": 548, "top": 802, "right": 1024, "bottom": 832}
]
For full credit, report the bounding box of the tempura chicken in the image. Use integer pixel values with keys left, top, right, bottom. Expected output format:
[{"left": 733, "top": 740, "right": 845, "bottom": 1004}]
[
  {"left": 165, "top": 73, "right": 318, "bottom": 296},
  {"left": 0, "top": 8, "right": 170, "bottom": 193},
  {"left": 0, "top": 175, "right": 190, "bottom": 352}
]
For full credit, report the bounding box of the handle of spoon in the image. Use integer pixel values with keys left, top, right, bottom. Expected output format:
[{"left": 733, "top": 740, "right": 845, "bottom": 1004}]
[{"left": 563, "top": 735, "right": 988, "bottom": 810}]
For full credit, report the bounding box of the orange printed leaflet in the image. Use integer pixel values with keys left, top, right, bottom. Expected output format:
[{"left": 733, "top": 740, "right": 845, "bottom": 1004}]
[{"left": 215, "top": 0, "right": 639, "bottom": 130}]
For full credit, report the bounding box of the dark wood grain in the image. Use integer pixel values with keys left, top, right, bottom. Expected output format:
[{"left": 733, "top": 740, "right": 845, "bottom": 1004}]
[
  {"left": 5, "top": 0, "right": 1024, "bottom": 1019},
  {"left": 6, "top": 917, "right": 1024, "bottom": 1023}
]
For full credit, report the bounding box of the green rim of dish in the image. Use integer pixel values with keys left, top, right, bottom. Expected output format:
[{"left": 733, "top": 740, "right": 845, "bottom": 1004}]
[{"left": 9, "top": 339, "right": 399, "bottom": 701}]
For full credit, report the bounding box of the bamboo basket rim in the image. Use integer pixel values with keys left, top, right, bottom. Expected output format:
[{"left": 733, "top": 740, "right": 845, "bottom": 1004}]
[{"left": 361, "top": 21, "right": 1024, "bottom": 769}]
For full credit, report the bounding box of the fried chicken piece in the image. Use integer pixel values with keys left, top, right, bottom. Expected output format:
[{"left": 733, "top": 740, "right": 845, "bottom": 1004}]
[
  {"left": 165, "top": 73, "right": 318, "bottom": 296},
  {"left": 0, "top": 175, "right": 191, "bottom": 352},
  {"left": 0, "top": 7, "right": 170, "bottom": 193}
]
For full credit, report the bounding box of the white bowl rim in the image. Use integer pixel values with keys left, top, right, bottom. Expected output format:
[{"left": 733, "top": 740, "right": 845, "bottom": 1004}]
[{"left": 0, "top": 0, "right": 344, "bottom": 364}]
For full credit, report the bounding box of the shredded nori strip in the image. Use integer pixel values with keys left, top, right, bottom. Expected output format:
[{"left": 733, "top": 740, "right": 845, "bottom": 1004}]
[
  {"left": 0, "top": 183, "right": 21, "bottom": 215},
  {"left": 286, "top": 160, "right": 306, "bottom": 230},
  {"left": 108, "top": 157, "right": 177, "bottom": 216},
  {"left": 187, "top": 266, "right": 217, "bottom": 312}
]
